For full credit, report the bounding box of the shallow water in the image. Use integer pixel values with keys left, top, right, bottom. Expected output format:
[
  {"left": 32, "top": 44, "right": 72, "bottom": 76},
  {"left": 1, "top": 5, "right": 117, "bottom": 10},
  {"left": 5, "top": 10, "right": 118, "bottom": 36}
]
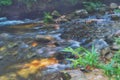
[{"left": 0, "top": 13, "right": 120, "bottom": 79}]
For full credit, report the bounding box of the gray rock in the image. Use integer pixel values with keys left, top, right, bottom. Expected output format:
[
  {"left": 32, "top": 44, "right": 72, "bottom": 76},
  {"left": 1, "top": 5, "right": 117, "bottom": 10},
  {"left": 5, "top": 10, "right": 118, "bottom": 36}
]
[
  {"left": 105, "top": 53, "right": 113, "bottom": 60},
  {"left": 100, "top": 47, "right": 111, "bottom": 56},
  {"left": 35, "top": 35, "right": 54, "bottom": 42},
  {"left": 0, "top": 33, "right": 9, "bottom": 38},
  {"left": 0, "top": 33, "right": 13, "bottom": 40},
  {"left": 111, "top": 43, "right": 120, "bottom": 51},
  {"left": 111, "top": 14, "right": 120, "bottom": 20},
  {"left": 114, "top": 30, "right": 120, "bottom": 37},
  {"left": 0, "top": 20, "right": 24, "bottom": 27},
  {"left": 67, "top": 40, "right": 80, "bottom": 48},
  {"left": 19, "top": 42, "right": 29, "bottom": 49},
  {"left": 0, "top": 41, "right": 4, "bottom": 47},
  {"left": 92, "top": 39, "right": 109, "bottom": 52},
  {"left": 61, "top": 69, "right": 87, "bottom": 80},
  {"left": 36, "top": 47, "right": 63, "bottom": 57},
  {"left": 51, "top": 10, "right": 61, "bottom": 18},
  {"left": 75, "top": 9, "right": 88, "bottom": 18},
  {"left": 52, "top": 34, "right": 63, "bottom": 41},
  {"left": 110, "top": 3, "right": 118, "bottom": 9},
  {"left": 0, "top": 56, "right": 3, "bottom": 60},
  {"left": 45, "top": 64, "right": 71, "bottom": 73},
  {"left": 40, "top": 71, "right": 71, "bottom": 80}
]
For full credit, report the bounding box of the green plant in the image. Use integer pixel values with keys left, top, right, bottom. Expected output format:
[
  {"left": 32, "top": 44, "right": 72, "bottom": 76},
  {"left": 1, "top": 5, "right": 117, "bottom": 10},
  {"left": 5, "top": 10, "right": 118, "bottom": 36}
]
[
  {"left": 0, "top": 0, "right": 12, "bottom": 6},
  {"left": 114, "top": 9, "right": 120, "bottom": 13},
  {"left": 100, "top": 55, "right": 120, "bottom": 80},
  {"left": 63, "top": 45, "right": 120, "bottom": 80},
  {"left": 83, "top": 1, "right": 103, "bottom": 12},
  {"left": 114, "top": 37, "right": 120, "bottom": 44},
  {"left": 112, "top": 51, "right": 120, "bottom": 80},
  {"left": 63, "top": 46, "right": 100, "bottom": 68},
  {"left": 100, "top": 61, "right": 115, "bottom": 77},
  {"left": 43, "top": 12, "right": 53, "bottom": 23}
]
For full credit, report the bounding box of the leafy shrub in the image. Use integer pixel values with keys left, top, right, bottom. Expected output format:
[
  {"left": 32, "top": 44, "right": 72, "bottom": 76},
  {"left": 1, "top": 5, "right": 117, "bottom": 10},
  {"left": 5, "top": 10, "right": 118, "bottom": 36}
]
[
  {"left": 114, "top": 9, "right": 120, "bottom": 13},
  {"left": 43, "top": 12, "right": 53, "bottom": 23},
  {"left": 63, "top": 46, "right": 100, "bottom": 68},
  {"left": 100, "top": 53, "right": 120, "bottom": 80},
  {"left": 63, "top": 43, "right": 120, "bottom": 80},
  {"left": 114, "top": 37, "right": 120, "bottom": 44},
  {"left": 0, "top": 0, "right": 12, "bottom": 6}
]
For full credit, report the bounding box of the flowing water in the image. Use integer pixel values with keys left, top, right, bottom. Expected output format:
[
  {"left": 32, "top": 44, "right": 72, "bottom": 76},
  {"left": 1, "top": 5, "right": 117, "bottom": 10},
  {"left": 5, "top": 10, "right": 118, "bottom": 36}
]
[{"left": 0, "top": 13, "right": 120, "bottom": 79}]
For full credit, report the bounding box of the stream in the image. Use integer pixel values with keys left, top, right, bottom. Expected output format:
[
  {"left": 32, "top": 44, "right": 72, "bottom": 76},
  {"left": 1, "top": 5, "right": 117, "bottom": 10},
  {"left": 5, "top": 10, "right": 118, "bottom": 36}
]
[{"left": 0, "top": 12, "right": 120, "bottom": 80}]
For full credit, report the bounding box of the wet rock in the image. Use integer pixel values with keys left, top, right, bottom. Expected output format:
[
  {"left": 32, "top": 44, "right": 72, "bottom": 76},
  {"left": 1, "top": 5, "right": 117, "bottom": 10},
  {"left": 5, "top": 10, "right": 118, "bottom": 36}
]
[
  {"left": 0, "top": 17, "right": 7, "bottom": 22},
  {"left": 60, "top": 21, "right": 95, "bottom": 42},
  {"left": 35, "top": 35, "right": 55, "bottom": 43},
  {"left": 51, "top": 10, "right": 61, "bottom": 18},
  {"left": 111, "top": 14, "right": 120, "bottom": 20},
  {"left": 85, "top": 69, "right": 109, "bottom": 80},
  {"left": 8, "top": 42, "right": 18, "bottom": 48},
  {"left": 105, "top": 52, "right": 113, "bottom": 60},
  {"left": 0, "top": 41, "right": 5, "bottom": 47},
  {"left": 110, "top": 3, "right": 118, "bottom": 9},
  {"left": 0, "top": 56, "right": 3, "bottom": 60},
  {"left": 54, "top": 15, "right": 68, "bottom": 23},
  {"left": 93, "top": 39, "right": 113, "bottom": 59},
  {"left": 55, "top": 51, "right": 73, "bottom": 60},
  {"left": 100, "top": 47, "right": 111, "bottom": 56},
  {"left": 52, "top": 34, "right": 63, "bottom": 41},
  {"left": 0, "top": 20, "right": 24, "bottom": 27},
  {"left": 19, "top": 42, "right": 29, "bottom": 49},
  {"left": 40, "top": 72, "right": 71, "bottom": 80},
  {"left": 36, "top": 47, "right": 63, "bottom": 57},
  {"left": 0, "top": 33, "right": 9, "bottom": 38},
  {"left": 104, "top": 34, "right": 114, "bottom": 45},
  {"left": 0, "top": 46, "right": 7, "bottom": 52},
  {"left": 111, "top": 43, "right": 120, "bottom": 51},
  {"left": 92, "top": 39, "right": 109, "bottom": 52},
  {"left": 0, "top": 33, "right": 13, "bottom": 40},
  {"left": 75, "top": 9, "right": 88, "bottom": 18},
  {"left": 45, "top": 64, "right": 71, "bottom": 73},
  {"left": 113, "top": 30, "right": 120, "bottom": 37},
  {"left": 67, "top": 40, "right": 80, "bottom": 48},
  {"left": 61, "top": 69, "right": 87, "bottom": 80}
]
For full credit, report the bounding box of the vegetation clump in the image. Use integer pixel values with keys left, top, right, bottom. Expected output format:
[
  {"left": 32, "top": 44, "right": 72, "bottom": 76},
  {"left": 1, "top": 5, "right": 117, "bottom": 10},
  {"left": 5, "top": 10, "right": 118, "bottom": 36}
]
[
  {"left": 63, "top": 41, "right": 120, "bottom": 80},
  {"left": 82, "top": 0, "right": 104, "bottom": 13},
  {"left": 0, "top": 0, "right": 12, "bottom": 6},
  {"left": 63, "top": 46, "right": 99, "bottom": 68},
  {"left": 114, "top": 9, "right": 120, "bottom": 13},
  {"left": 43, "top": 12, "right": 54, "bottom": 23}
]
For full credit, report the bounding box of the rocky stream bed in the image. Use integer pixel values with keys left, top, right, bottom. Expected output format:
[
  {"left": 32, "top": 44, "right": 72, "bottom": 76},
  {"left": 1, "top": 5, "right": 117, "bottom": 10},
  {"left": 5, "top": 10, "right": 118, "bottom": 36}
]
[{"left": 0, "top": 7, "right": 120, "bottom": 80}]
